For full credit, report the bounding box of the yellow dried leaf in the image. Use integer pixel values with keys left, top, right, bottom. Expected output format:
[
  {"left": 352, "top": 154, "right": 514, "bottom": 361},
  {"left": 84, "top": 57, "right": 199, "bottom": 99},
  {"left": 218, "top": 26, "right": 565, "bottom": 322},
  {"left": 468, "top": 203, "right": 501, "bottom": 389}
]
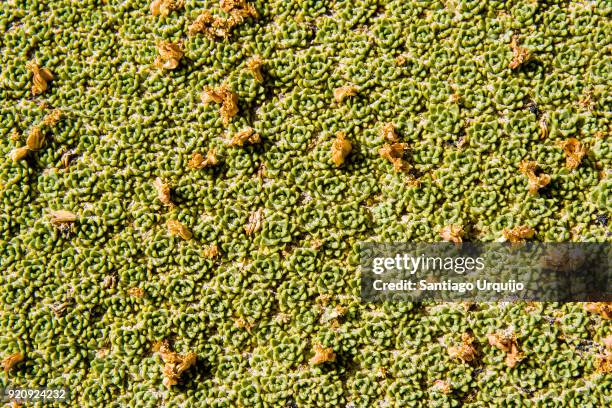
[
  {"left": 448, "top": 333, "right": 477, "bottom": 363},
  {"left": 128, "top": 287, "right": 144, "bottom": 298},
  {"left": 188, "top": 149, "right": 218, "bottom": 169},
  {"left": 309, "top": 343, "right": 336, "bottom": 365},
  {"left": 440, "top": 225, "right": 464, "bottom": 243},
  {"left": 487, "top": 331, "right": 524, "bottom": 368},
  {"left": 202, "top": 85, "right": 238, "bottom": 125},
  {"left": 509, "top": 35, "right": 531, "bottom": 69},
  {"left": 247, "top": 55, "right": 264, "bottom": 82},
  {"left": 1, "top": 352, "right": 24, "bottom": 375},
  {"left": 189, "top": 10, "right": 232, "bottom": 38},
  {"left": 585, "top": 302, "right": 612, "bottom": 320},
  {"left": 381, "top": 122, "right": 398, "bottom": 143},
  {"left": 333, "top": 85, "right": 358, "bottom": 104},
  {"left": 595, "top": 351, "right": 611, "bottom": 373},
  {"left": 167, "top": 219, "right": 192, "bottom": 240},
  {"left": 26, "top": 61, "right": 53, "bottom": 95},
  {"left": 151, "top": 0, "right": 184, "bottom": 17},
  {"left": 49, "top": 210, "right": 77, "bottom": 225},
  {"left": 26, "top": 126, "right": 45, "bottom": 151},
  {"left": 9, "top": 146, "right": 30, "bottom": 162},
  {"left": 203, "top": 244, "right": 219, "bottom": 258},
  {"left": 42, "top": 109, "right": 62, "bottom": 127},
  {"left": 502, "top": 225, "right": 534, "bottom": 243},
  {"left": 519, "top": 161, "right": 550, "bottom": 194},
  {"left": 153, "top": 177, "right": 173, "bottom": 206},
  {"left": 432, "top": 380, "right": 452, "bottom": 394},
  {"left": 156, "top": 341, "right": 197, "bottom": 388},
  {"left": 379, "top": 142, "right": 408, "bottom": 172},
  {"left": 331, "top": 131, "right": 352, "bottom": 166},
  {"left": 220, "top": 0, "right": 258, "bottom": 24},
  {"left": 539, "top": 113, "right": 549, "bottom": 139},
  {"left": 228, "top": 127, "right": 260, "bottom": 147},
  {"left": 154, "top": 41, "right": 183, "bottom": 70},
  {"left": 559, "top": 138, "right": 586, "bottom": 170}
]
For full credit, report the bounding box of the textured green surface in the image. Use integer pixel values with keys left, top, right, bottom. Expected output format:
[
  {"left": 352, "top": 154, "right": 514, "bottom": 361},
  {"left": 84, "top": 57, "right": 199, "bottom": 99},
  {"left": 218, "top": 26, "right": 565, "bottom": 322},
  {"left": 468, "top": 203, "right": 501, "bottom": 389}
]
[{"left": 1, "top": 0, "right": 611, "bottom": 407}]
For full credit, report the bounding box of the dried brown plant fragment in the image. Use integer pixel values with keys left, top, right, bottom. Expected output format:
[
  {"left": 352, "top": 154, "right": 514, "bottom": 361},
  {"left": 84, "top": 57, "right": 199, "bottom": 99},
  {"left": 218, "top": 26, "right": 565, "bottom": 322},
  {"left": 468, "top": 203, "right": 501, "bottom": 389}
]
[
  {"left": 539, "top": 113, "right": 549, "bottom": 139},
  {"left": 333, "top": 85, "right": 358, "bottom": 104},
  {"left": 596, "top": 351, "right": 611, "bottom": 373},
  {"left": 234, "top": 317, "right": 254, "bottom": 332},
  {"left": 247, "top": 55, "right": 264, "bottom": 82},
  {"left": 128, "top": 287, "right": 145, "bottom": 298},
  {"left": 202, "top": 85, "right": 238, "bottom": 125},
  {"left": 49, "top": 210, "right": 77, "bottom": 227},
  {"left": 331, "top": 131, "right": 352, "bottom": 167},
  {"left": 203, "top": 244, "right": 220, "bottom": 258},
  {"left": 379, "top": 142, "right": 408, "bottom": 172},
  {"left": 245, "top": 208, "right": 263, "bottom": 235},
  {"left": 448, "top": 333, "right": 477, "bottom": 364},
  {"left": 189, "top": 11, "right": 232, "bottom": 38},
  {"left": 188, "top": 149, "right": 218, "bottom": 169},
  {"left": 167, "top": 219, "right": 192, "bottom": 240},
  {"left": 228, "top": 127, "right": 260, "bottom": 147},
  {"left": 9, "top": 146, "right": 30, "bottom": 162},
  {"left": 220, "top": 0, "right": 258, "bottom": 24},
  {"left": 502, "top": 225, "right": 535, "bottom": 243},
  {"left": 584, "top": 302, "right": 612, "bottom": 320},
  {"left": 309, "top": 343, "right": 336, "bottom": 365},
  {"left": 519, "top": 161, "right": 550, "bottom": 194},
  {"left": 1, "top": 352, "right": 24, "bottom": 375},
  {"left": 150, "top": 0, "right": 184, "bottom": 17},
  {"left": 559, "top": 138, "right": 586, "bottom": 170},
  {"left": 432, "top": 380, "right": 452, "bottom": 394},
  {"left": 153, "top": 177, "right": 173, "bottom": 206},
  {"left": 42, "top": 109, "right": 62, "bottom": 127},
  {"left": 26, "top": 61, "right": 53, "bottom": 95},
  {"left": 381, "top": 122, "right": 398, "bottom": 143},
  {"left": 155, "top": 341, "right": 197, "bottom": 388},
  {"left": 509, "top": 35, "right": 531, "bottom": 69},
  {"left": 154, "top": 41, "right": 183, "bottom": 70},
  {"left": 440, "top": 225, "right": 464, "bottom": 243},
  {"left": 487, "top": 331, "right": 524, "bottom": 368},
  {"left": 26, "top": 126, "right": 45, "bottom": 151}
]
